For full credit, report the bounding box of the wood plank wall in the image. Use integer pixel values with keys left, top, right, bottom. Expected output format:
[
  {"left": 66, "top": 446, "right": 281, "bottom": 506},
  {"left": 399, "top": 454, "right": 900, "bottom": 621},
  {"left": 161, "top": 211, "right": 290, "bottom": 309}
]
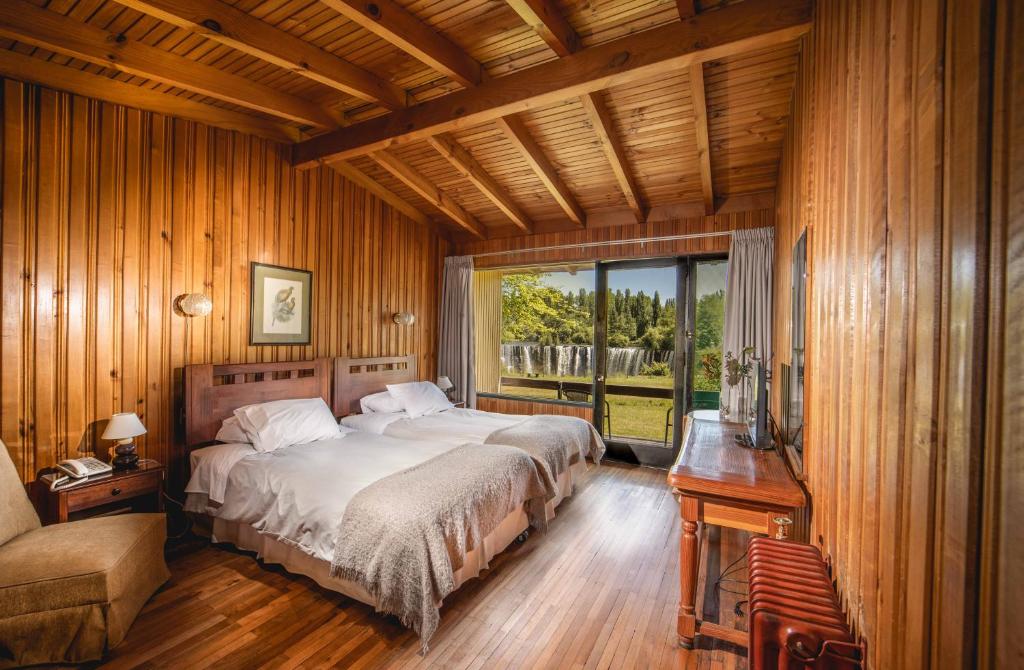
[
  {"left": 772, "top": 1, "right": 1015, "bottom": 668},
  {"left": 457, "top": 209, "right": 773, "bottom": 268},
  {"left": 0, "top": 78, "right": 448, "bottom": 486}
]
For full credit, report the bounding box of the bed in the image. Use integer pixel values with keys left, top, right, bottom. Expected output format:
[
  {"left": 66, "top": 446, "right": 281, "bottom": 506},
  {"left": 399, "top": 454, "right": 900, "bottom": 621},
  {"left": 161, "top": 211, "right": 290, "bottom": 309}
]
[
  {"left": 333, "top": 356, "right": 606, "bottom": 506},
  {"left": 181, "top": 358, "right": 548, "bottom": 651}
]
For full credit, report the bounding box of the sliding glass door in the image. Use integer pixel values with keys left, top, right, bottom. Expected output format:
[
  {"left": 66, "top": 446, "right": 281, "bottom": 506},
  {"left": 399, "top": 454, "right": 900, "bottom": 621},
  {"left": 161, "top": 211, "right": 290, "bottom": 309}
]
[{"left": 593, "top": 256, "right": 726, "bottom": 465}]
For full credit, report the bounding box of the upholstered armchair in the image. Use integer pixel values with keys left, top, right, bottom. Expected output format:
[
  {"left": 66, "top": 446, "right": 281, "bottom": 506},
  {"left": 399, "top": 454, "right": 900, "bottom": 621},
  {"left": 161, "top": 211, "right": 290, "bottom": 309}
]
[{"left": 0, "top": 440, "right": 169, "bottom": 667}]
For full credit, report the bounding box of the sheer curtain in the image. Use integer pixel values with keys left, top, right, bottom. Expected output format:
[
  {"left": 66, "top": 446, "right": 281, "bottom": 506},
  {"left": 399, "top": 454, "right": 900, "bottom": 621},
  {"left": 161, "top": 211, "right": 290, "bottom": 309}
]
[
  {"left": 720, "top": 227, "right": 774, "bottom": 422},
  {"left": 438, "top": 256, "right": 476, "bottom": 407}
]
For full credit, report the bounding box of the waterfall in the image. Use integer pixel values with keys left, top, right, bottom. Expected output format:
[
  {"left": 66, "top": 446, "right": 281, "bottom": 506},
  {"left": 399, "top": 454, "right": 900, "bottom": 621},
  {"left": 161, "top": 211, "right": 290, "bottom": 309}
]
[{"left": 502, "top": 343, "right": 673, "bottom": 377}]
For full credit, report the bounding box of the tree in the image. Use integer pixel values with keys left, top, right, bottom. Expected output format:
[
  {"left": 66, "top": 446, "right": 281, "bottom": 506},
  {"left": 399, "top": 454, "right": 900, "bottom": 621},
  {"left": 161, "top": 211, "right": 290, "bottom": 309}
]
[{"left": 694, "top": 290, "right": 725, "bottom": 350}]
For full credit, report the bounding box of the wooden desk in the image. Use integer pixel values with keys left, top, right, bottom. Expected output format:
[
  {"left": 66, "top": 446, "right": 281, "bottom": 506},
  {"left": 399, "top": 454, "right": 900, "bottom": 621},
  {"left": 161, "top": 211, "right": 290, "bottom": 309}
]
[{"left": 667, "top": 417, "right": 805, "bottom": 648}]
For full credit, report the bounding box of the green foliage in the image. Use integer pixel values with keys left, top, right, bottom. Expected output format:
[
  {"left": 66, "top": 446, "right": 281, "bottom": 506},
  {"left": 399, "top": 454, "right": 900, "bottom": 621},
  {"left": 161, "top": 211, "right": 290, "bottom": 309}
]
[
  {"left": 694, "top": 290, "right": 725, "bottom": 350},
  {"left": 694, "top": 349, "right": 722, "bottom": 392},
  {"left": 639, "top": 360, "right": 671, "bottom": 377}
]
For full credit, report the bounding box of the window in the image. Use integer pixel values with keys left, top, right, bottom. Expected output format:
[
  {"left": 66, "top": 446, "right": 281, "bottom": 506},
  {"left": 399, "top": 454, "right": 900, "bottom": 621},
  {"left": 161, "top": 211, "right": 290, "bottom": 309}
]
[{"left": 476, "top": 265, "right": 595, "bottom": 401}]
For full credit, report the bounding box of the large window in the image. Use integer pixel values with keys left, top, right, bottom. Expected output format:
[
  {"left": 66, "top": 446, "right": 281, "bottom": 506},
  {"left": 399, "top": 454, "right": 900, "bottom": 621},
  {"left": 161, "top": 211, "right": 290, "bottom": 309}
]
[{"left": 486, "top": 266, "right": 595, "bottom": 400}]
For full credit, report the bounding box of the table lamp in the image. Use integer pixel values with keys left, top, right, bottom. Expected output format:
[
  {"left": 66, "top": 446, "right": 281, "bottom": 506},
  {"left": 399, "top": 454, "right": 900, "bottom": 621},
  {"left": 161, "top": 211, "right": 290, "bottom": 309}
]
[
  {"left": 437, "top": 376, "right": 455, "bottom": 399},
  {"left": 101, "top": 412, "right": 147, "bottom": 469}
]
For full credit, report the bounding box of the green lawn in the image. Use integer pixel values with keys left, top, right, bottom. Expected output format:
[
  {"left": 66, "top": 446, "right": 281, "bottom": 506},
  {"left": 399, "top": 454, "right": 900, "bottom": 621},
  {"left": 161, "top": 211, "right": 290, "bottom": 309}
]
[{"left": 500, "top": 374, "right": 675, "bottom": 443}]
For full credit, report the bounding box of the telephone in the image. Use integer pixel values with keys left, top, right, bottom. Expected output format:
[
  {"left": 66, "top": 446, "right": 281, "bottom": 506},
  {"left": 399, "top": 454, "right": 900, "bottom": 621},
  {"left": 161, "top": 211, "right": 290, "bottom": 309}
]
[{"left": 50, "top": 457, "right": 113, "bottom": 491}]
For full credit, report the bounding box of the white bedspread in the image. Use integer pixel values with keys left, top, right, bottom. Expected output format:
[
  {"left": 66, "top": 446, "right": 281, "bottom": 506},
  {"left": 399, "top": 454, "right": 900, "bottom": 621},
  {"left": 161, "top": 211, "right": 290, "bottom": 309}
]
[
  {"left": 184, "top": 433, "right": 459, "bottom": 562},
  {"left": 340, "top": 407, "right": 526, "bottom": 445}
]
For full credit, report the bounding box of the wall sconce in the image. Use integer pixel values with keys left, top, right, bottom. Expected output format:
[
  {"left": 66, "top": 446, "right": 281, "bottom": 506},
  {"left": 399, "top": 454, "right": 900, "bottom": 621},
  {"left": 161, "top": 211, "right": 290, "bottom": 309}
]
[
  {"left": 176, "top": 293, "right": 213, "bottom": 317},
  {"left": 392, "top": 312, "right": 415, "bottom": 326}
]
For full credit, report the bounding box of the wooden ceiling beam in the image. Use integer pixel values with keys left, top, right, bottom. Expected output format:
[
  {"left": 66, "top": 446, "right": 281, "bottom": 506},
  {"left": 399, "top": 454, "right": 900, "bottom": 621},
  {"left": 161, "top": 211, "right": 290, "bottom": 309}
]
[
  {"left": 319, "top": 0, "right": 483, "bottom": 88},
  {"left": 369, "top": 151, "right": 487, "bottom": 238},
  {"left": 676, "top": 1, "right": 697, "bottom": 20},
  {"left": 505, "top": 0, "right": 580, "bottom": 57},
  {"left": 329, "top": 162, "right": 431, "bottom": 226},
  {"left": 0, "top": 49, "right": 298, "bottom": 142},
  {"left": 292, "top": 0, "right": 812, "bottom": 166},
  {"left": 689, "top": 63, "right": 715, "bottom": 215},
  {"left": 427, "top": 133, "right": 532, "bottom": 232},
  {"left": 114, "top": 0, "right": 408, "bottom": 111},
  {"left": 495, "top": 115, "right": 585, "bottom": 227},
  {"left": 580, "top": 92, "right": 646, "bottom": 223},
  {"left": 0, "top": 0, "right": 336, "bottom": 129}
]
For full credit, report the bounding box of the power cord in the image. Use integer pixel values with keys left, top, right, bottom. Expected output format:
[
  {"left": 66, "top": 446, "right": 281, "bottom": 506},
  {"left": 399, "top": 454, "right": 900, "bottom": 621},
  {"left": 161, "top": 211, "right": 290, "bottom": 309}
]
[{"left": 714, "top": 552, "right": 749, "bottom": 618}]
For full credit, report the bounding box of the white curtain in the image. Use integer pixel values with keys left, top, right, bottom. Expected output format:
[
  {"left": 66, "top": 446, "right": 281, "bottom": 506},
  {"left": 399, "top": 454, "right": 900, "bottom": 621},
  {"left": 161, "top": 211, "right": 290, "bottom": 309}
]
[
  {"left": 438, "top": 256, "right": 476, "bottom": 407},
  {"left": 721, "top": 227, "right": 774, "bottom": 422}
]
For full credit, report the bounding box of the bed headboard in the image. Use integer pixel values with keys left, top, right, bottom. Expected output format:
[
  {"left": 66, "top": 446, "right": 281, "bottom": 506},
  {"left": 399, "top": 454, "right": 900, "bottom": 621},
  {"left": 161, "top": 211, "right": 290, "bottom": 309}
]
[
  {"left": 184, "top": 358, "right": 332, "bottom": 448},
  {"left": 333, "top": 355, "right": 418, "bottom": 416}
]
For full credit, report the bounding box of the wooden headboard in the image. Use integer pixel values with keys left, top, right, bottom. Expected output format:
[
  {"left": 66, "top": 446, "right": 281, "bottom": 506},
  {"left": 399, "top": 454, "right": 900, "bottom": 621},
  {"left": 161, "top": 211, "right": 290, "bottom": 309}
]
[
  {"left": 333, "top": 355, "right": 418, "bottom": 416},
  {"left": 184, "top": 358, "right": 332, "bottom": 448}
]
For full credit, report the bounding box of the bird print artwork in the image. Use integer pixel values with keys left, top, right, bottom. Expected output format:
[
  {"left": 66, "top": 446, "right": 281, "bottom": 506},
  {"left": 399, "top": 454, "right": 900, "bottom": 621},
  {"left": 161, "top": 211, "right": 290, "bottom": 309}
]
[{"left": 272, "top": 286, "right": 296, "bottom": 325}]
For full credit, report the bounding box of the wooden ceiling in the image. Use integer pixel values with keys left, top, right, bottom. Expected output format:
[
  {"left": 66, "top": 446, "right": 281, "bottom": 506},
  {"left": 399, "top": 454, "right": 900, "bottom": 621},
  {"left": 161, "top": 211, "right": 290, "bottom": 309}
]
[{"left": 0, "top": 0, "right": 809, "bottom": 240}]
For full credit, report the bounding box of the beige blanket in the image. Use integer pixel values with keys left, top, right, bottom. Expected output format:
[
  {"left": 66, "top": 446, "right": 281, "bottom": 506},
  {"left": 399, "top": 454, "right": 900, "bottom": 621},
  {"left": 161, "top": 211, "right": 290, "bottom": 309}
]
[
  {"left": 484, "top": 415, "right": 606, "bottom": 500},
  {"left": 330, "top": 443, "right": 546, "bottom": 653}
]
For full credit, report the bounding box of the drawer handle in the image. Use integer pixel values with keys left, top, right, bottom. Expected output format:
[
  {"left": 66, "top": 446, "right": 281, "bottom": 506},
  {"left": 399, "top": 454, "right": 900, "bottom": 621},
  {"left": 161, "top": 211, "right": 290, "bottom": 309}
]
[{"left": 111, "top": 487, "right": 122, "bottom": 496}]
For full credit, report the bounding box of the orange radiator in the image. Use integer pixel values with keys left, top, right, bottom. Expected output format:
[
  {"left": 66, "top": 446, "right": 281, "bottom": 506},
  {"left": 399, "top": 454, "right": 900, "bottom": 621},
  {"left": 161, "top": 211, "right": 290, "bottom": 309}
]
[{"left": 748, "top": 538, "right": 863, "bottom": 670}]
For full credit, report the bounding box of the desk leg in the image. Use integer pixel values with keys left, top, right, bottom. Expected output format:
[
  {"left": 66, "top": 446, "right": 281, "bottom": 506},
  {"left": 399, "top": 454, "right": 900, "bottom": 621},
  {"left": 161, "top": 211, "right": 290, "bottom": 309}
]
[{"left": 678, "top": 495, "right": 699, "bottom": 648}]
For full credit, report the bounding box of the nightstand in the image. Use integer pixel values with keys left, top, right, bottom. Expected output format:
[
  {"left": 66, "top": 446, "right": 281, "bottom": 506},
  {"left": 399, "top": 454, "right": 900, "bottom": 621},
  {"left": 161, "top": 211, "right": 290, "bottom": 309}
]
[
  {"left": 35, "top": 459, "right": 165, "bottom": 525},
  {"left": 453, "top": 401, "right": 467, "bottom": 408}
]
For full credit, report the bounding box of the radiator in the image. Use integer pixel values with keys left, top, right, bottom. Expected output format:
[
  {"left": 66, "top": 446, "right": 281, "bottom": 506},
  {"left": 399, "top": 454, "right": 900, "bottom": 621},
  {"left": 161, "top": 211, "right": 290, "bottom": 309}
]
[{"left": 748, "top": 537, "right": 863, "bottom": 669}]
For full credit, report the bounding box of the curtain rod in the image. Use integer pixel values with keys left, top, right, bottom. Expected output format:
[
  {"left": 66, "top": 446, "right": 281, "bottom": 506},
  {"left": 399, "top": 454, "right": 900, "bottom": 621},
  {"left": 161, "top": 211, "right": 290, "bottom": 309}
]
[{"left": 470, "top": 230, "right": 733, "bottom": 259}]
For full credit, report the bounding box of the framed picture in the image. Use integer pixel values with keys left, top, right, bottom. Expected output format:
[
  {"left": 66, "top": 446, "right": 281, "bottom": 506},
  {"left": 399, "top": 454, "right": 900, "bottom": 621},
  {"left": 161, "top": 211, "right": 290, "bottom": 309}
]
[{"left": 249, "top": 262, "right": 313, "bottom": 345}]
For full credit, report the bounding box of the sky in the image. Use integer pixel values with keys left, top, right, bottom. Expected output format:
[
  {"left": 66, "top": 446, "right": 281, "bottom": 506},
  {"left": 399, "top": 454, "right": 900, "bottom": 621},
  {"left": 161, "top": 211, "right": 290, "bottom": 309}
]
[{"left": 538, "top": 262, "right": 727, "bottom": 300}]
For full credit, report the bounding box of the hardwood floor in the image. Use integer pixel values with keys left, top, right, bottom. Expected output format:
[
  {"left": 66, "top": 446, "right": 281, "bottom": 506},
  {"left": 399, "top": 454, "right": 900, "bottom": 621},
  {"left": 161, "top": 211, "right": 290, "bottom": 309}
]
[{"left": 101, "top": 462, "right": 749, "bottom": 669}]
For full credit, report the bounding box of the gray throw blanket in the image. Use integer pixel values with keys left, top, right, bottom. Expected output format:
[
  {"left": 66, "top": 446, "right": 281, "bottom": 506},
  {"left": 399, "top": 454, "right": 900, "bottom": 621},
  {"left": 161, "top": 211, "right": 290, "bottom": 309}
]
[
  {"left": 330, "top": 443, "right": 546, "bottom": 653},
  {"left": 484, "top": 415, "right": 606, "bottom": 501}
]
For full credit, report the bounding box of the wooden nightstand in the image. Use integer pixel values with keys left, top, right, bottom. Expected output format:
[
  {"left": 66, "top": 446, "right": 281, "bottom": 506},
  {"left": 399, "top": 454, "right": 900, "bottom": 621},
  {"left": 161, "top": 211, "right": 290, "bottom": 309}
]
[{"left": 35, "top": 459, "right": 165, "bottom": 525}]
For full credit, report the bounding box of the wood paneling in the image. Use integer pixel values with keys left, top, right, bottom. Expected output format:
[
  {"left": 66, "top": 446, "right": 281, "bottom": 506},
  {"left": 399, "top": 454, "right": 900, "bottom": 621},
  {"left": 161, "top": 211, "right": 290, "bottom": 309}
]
[
  {"left": 771, "top": 1, "right": 1008, "bottom": 668},
  {"left": 0, "top": 78, "right": 447, "bottom": 486},
  {"left": 459, "top": 208, "right": 773, "bottom": 269},
  {"left": 476, "top": 395, "right": 593, "bottom": 423}
]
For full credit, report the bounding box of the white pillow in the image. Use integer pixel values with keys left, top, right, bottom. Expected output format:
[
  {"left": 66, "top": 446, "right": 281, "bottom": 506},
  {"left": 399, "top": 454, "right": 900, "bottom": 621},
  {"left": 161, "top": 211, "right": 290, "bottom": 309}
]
[
  {"left": 359, "top": 391, "right": 405, "bottom": 414},
  {"left": 385, "top": 382, "right": 453, "bottom": 419},
  {"left": 215, "top": 416, "right": 251, "bottom": 444},
  {"left": 233, "top": 397, "right": 342, "bottom": 453}
]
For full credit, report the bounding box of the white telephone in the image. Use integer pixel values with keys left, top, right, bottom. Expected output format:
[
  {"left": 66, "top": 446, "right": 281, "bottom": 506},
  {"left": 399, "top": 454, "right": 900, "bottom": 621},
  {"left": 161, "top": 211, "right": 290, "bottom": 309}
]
[{"left": 50, "top": 457, "right": 113, "bottom": 490}]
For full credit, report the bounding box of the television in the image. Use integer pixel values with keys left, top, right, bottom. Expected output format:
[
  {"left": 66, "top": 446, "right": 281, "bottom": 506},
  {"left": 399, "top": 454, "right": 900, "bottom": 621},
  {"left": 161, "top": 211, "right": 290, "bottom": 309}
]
[{"left": 747, "top": 360, "right": 773, "bottom": 450}]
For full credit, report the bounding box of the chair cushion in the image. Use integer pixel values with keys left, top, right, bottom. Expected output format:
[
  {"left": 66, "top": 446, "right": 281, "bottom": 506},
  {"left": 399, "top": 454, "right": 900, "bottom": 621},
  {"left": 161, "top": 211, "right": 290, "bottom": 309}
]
[
  {"left": 0, "top": 513, "right": 167, "bottom": 618},
  {"left": 0, "top": 439, "right": 40, "bottom": 546}
]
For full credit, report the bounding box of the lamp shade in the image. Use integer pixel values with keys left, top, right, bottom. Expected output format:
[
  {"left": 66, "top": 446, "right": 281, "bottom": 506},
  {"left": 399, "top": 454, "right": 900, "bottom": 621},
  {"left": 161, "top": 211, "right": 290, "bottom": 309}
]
[
  {"left": 436, "top": 376, "right": 454, "bottom": 391},
  {"left": 101, "top": 412, "right": 147, "bottom": 441}
]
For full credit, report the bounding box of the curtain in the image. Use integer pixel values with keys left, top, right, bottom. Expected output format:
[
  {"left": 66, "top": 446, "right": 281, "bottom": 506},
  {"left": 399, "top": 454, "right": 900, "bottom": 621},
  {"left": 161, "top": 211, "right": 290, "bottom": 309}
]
[
  {"left": 720, "top": 227, "right": 774, "bottom": 422},
  {"left": 438, "top": 256, "right": 476, "bottom": 407}
]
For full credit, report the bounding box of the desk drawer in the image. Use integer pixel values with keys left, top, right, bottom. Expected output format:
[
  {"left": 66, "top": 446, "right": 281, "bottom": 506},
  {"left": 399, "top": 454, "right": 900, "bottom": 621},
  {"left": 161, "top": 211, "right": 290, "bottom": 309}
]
[{"left": 66, "top": 473, "right": 159, "bottom": 513}]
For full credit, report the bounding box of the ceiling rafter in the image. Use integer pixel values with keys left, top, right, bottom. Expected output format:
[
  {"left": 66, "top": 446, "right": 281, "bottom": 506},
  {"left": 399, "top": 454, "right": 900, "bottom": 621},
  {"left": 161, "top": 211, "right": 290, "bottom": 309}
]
[
  {"left": 369, "top": 151, "right": 487, "bottom": 239},
  {"left": 328, "top": 162, "right": 432, "bottom": 226},
  {"left": 316, "top": 0, "right": 548, "bottom": 233},
  {"left": 580, "top": 92, "right": 647, "bottom": 223},
  {"left": 676, "top": 0, "right": 697, "bottom": 20},
  {"left": 319, "top": 0, "right": 483, "bottom": 88},
  {"left": 505, "top": 0, "right": 580, "bottom": 57},
  {"left": 495, "top": 115, "right": 586, "bottom": 227},
  {"left": 689, "top": 62, "right": 716, "bottom": 215},
  {"left": 291, "top": 0, "right": 813, "bottom": 166},
  {"left": 505, "top": 0, "right": 646, "bottom": 223},
  {"left": 113, "top": 0, "right": 408, "bottom": 111},
  {"left": 0, "top": 0, "right": 338, "bottom": 129},
  {"left": 427, "top": 134, "right": 533, "bottom": 233},
  {"left": 0, "top": 48, "right": 298, "bottom": 143}
]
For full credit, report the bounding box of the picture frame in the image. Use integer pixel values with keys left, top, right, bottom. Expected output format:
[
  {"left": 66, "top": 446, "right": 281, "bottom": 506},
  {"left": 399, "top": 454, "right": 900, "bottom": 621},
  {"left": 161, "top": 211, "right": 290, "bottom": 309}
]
[{"left": 249, "top": 262, "right": 313, "bottom": 345}]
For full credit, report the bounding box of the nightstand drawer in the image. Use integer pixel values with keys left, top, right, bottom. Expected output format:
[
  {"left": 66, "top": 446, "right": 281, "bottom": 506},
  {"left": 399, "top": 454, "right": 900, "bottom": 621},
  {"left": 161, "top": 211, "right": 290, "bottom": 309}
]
[{"left": 65, "top": 471, "right": 160, "bottom": 513}]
